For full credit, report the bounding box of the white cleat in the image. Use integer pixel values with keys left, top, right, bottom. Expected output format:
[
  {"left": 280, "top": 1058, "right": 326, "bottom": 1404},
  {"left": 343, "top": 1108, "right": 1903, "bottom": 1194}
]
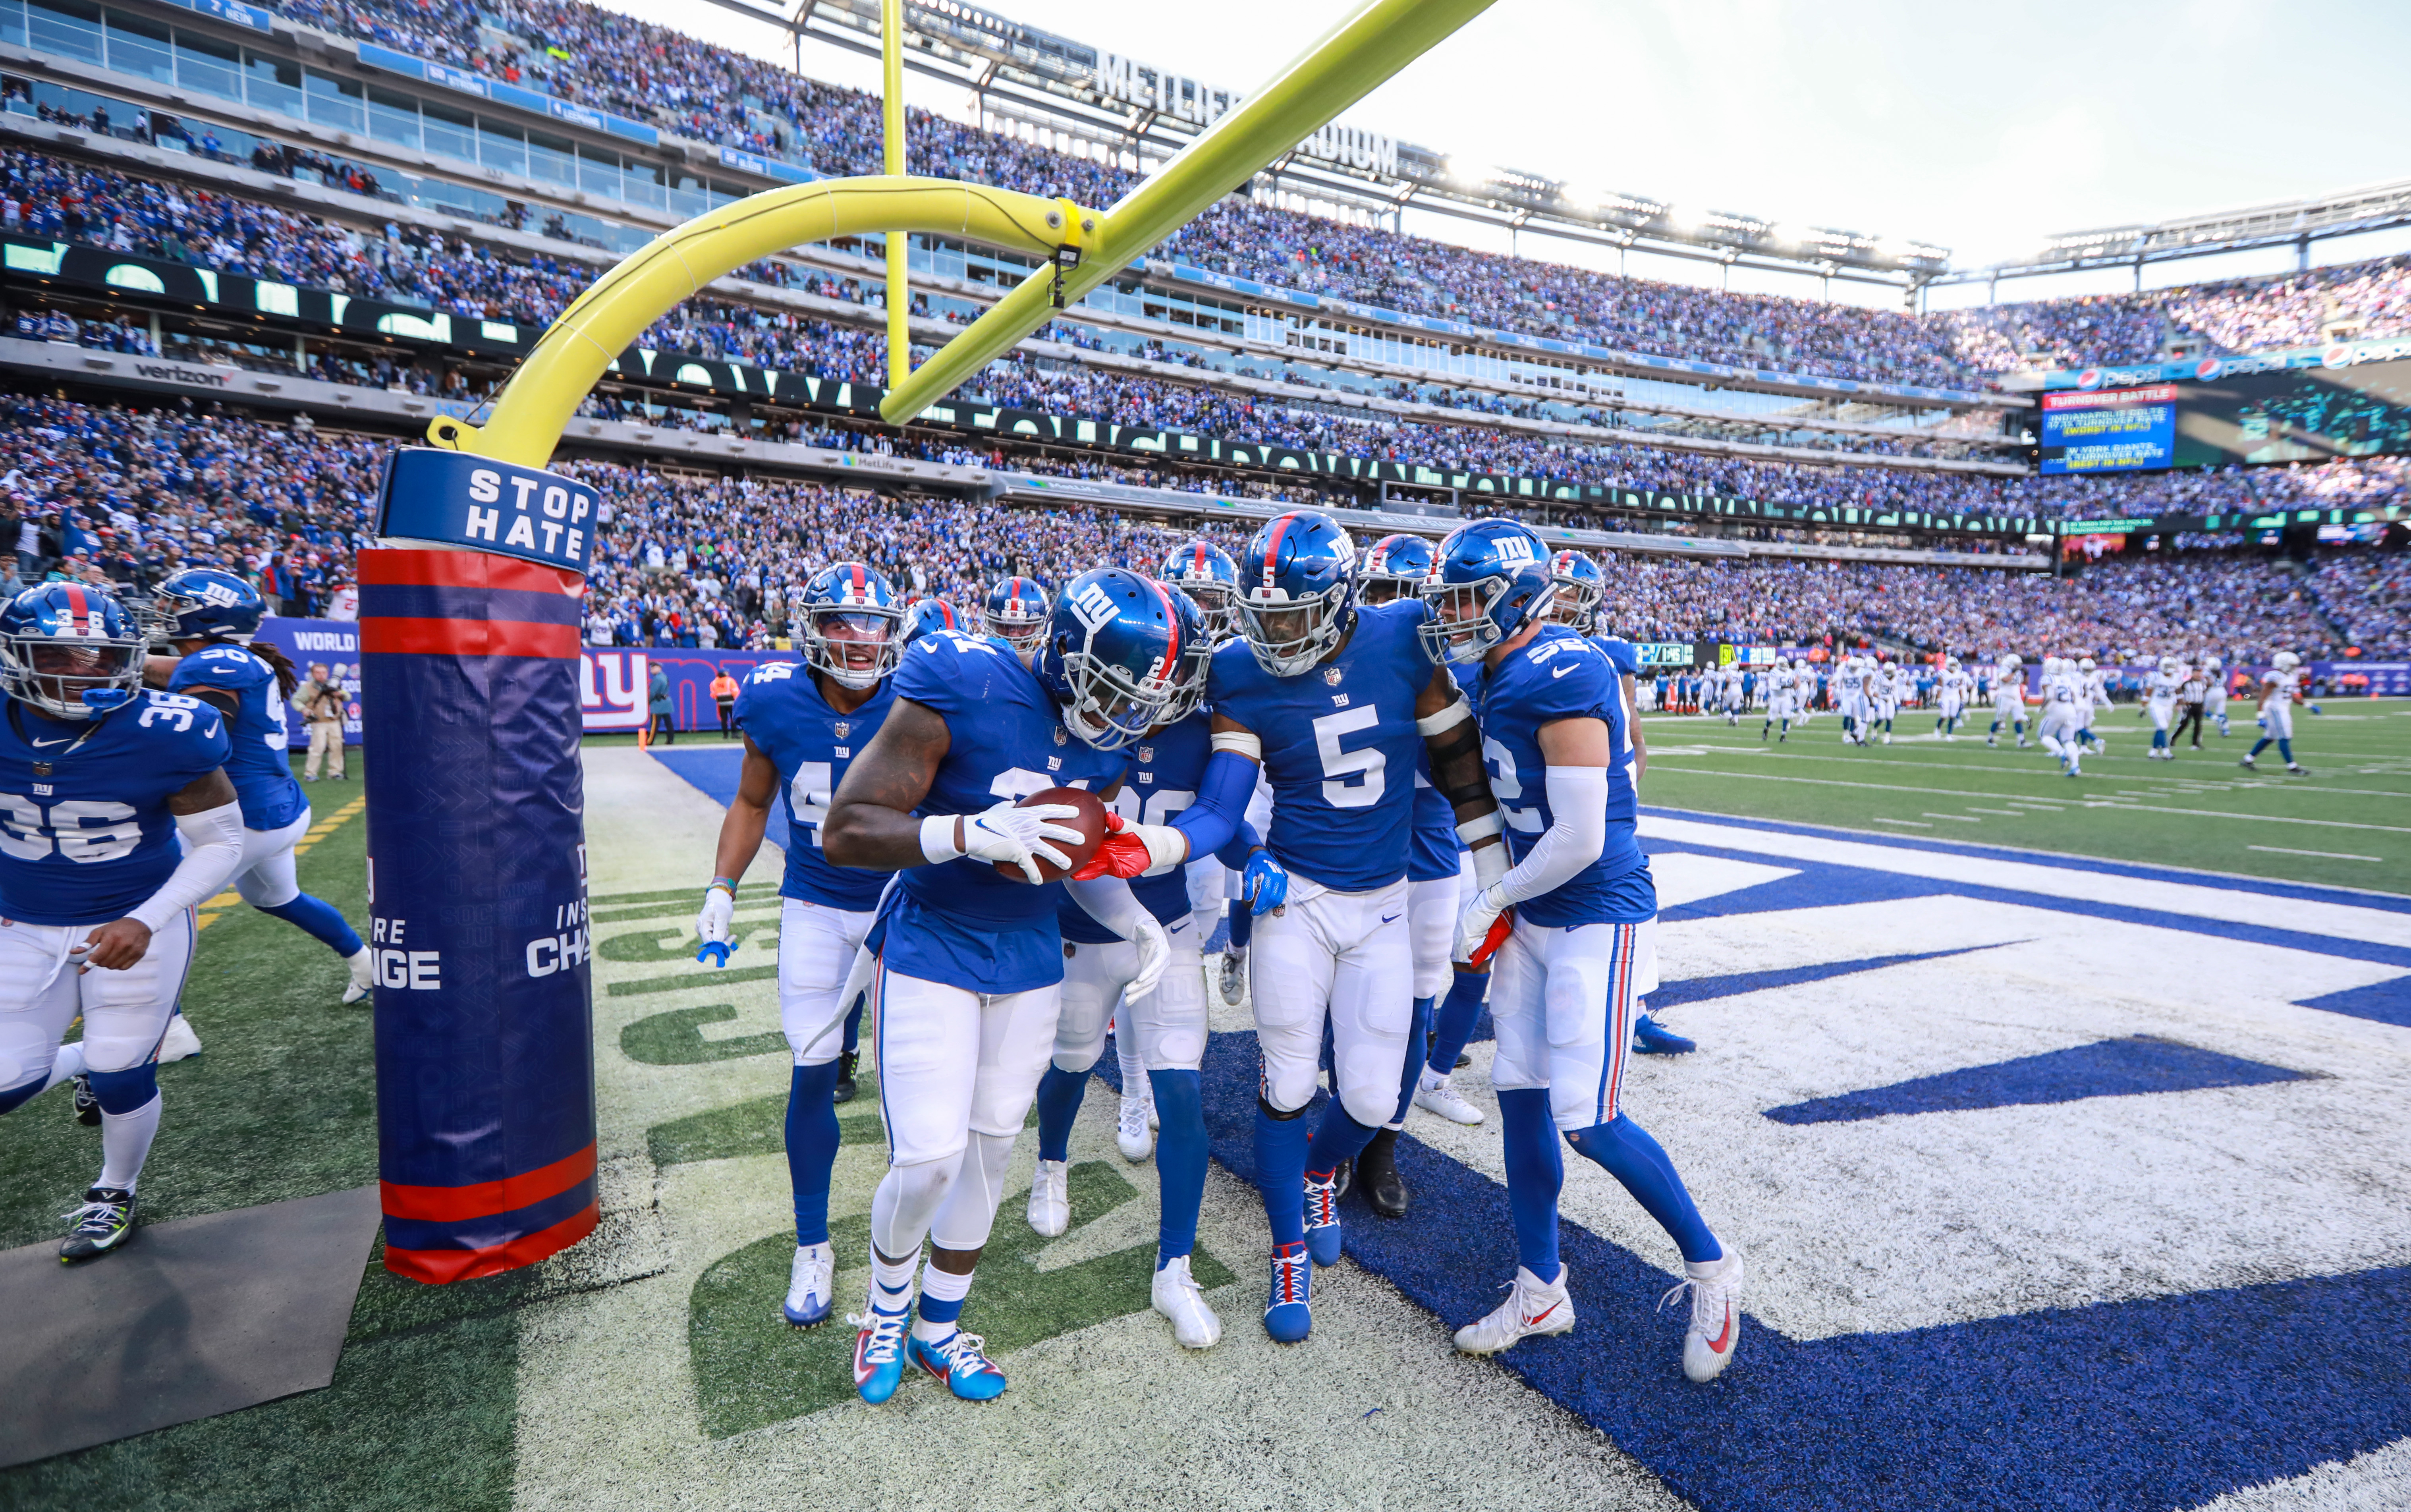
[
  {"left": 1664, "top": 1251, "right": 1745, "bottom": 1383},
  {"left": 782, "top": 1241, "right": 835, "bottom": 1327},
  {"left": 1217, "top": 946, "right": 1247, "bottom": 1006},
  {"left": 342, "top": 945, "right": 374, "bottom": 1005},
  {"left": 1116, "top": 1093, "right": 1156, "bottom": 1163},
  {"left": 158, "top": 1014, "right": 202, "bottom": 1063},
  {"left": 1412, "top": 1071, "right": 1484, "bottom": 1126},
  {"left": 1151, "top": 1254, "right": 1223, "bottom": 1349},
  {"left": 1027, "top": 1158, "right": 1069, "bottom": 1238},
  {"left": 1454, "top": 1265, "right": 1577, "bottom": 1356}
]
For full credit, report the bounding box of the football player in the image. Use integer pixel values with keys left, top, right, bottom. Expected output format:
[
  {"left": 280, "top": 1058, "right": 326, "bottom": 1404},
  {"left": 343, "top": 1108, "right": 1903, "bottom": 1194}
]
[
  {"left": 1081, "top": 512, "right": 1509, "bottom": 1344},
  {"left": 2202, "top": 655, "right": 2231, "bottom": 736},
  {"left": 821, "top": 568, "right": 1178, "bottom": 1403},
  {"left": 693, "top": 563, "right": 904, "bottom": 1333},
  {"left": 2240, "top": 651, "right": 2309, "bottom": 775},
  {"left": 1027, "top": 589, "right": 1277, "bottom": 1349},
  {"left": 981, "top": 576, "right": 1050, "bottom": 656},
  {"left": 2035, "top": 657, "right": 2086, "bottom": 776},
  {"left": 1423, "top": 522, "right": 1743, "bottom": 1381},
  {"left": 1159, "top": 539, "right": 1265, "bottom": 1022},
  {"left": 1986, "top": 654, "right": 2028, "bottom": 748},
  {"left": 147, "top": 570, "right": 372, "bottom": 1035},
  {"left": 2077, "top": 657, "right": 2109, "bottom": 755},
  {"left": 0, "top": 583, "right": 245, "bottom": 1260},
  {"left": 2145, "top": 655, "right": 2184, "bottom": 760},
  {"left": 1762, "top": 657, "right": 1797, "bottom": 742},
  {"left": 1933, "top": 656, "right": 1968, "bottom": 739},
  {"left": 1835, "top": 653, "right": 1868, "bottom": 745},
  {"left": 900, "top": 596, "right": 967, "bottom": 646}
]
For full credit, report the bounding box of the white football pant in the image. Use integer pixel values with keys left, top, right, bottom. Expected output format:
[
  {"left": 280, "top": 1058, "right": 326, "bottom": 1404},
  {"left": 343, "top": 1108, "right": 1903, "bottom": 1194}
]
[
  {"left": 0, "top": 910, "right": 195, "bottom": 1089},
  {"left": 1055, "top": 929, "right": 1206, "bottom": 1074},
  {"left": 780, "top": 898, "right": 874, "bottom": 1067},
  {"left": 1250, "top": 875, "right": 1413, "bottom": 1128},
  {"left": 1489, "top": 916, "right": 1647, "bottom": 1132}
]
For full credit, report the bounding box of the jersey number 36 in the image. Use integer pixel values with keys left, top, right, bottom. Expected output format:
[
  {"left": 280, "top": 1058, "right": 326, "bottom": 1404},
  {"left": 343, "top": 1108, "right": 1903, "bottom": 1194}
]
[{"left": 0, "top": 798, "right": 144, "bottom": 863}]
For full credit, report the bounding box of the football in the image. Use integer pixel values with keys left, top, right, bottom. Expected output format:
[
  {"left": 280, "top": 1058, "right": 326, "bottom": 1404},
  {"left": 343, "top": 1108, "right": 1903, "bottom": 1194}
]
[{"left": 992, "top": 785, "right": 1110, "bottom": 882}]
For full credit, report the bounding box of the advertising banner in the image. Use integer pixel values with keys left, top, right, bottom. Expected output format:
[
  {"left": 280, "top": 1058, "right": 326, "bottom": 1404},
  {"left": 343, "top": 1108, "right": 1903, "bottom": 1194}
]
[
  {"left": 577, "top": 646, "right": 802, "bottom": 732},
  {"left": 2040, "top": 386, "right": 2178, "bottom": 475},
  {"left": 254, "top": 616, "right": 362, "bottom": 746}
]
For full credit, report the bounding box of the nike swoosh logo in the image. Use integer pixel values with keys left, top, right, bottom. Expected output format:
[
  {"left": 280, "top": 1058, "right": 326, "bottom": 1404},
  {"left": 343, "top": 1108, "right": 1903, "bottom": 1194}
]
[
  {"left": 1708, "top": 1309, "right": 1734, "bottom": 1352},
  {"left": 1169, "top": 921, "right": 1189, "bottom": 933},
  {"left": 1552, "top": 665, "right": 1578, "bottom": 678},
  {"left": 1528, "top": 1301, "right": 1560, "bottom": 1325},
  {"left": 31, "top": 737, "right": 69, "bottom": 748},
  {"left": 1380, "top": 912, "right": 1402, "bottom": 923}
]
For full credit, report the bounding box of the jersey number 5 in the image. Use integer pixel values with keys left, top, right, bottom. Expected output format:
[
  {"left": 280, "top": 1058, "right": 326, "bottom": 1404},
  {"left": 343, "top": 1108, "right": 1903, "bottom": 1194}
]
[{"left": 1313, "top": 707, "right": 1385, "bottom": 809}]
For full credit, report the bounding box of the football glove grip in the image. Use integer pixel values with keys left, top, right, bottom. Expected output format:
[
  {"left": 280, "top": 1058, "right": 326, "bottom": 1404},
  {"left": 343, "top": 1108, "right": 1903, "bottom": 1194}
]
[{"left": 1241, "top": 848, "right": 1288, "bottom": 914}]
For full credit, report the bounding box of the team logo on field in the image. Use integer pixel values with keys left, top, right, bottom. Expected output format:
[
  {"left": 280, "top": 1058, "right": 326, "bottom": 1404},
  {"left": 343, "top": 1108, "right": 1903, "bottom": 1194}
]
[{"left": 1322, "top": 667, "right": 1344, "bottom": 685}]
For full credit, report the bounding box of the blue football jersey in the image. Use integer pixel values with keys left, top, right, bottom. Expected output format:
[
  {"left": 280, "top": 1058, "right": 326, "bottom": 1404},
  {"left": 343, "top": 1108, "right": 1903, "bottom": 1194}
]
[
  {"left": 1409, "top": 758, "right": 1461, "bottom": 883},
  {"left": 167, "top": 644, "right": 306, "bottom": 832},
  {"left": 883, "top": 631, "right": 1123, "bottom": 994},
  {"left": 1590, "top": 635, "right": 1641, "bottom": 679},
  {"left": 733, "top": 661, "right": 897, "bottom": 912},
  {"left": 0, "top": 691, "right": 233, "bottom": 925},
  {"left": 1060, "top": 711, "right": 1211, "bottom": 946},
  {"left": 1206, "top": 599, "right": 1437, "bottom": 893},
  {"left": 1472, "top": 626, "right": 1652, "bottom": 927}
]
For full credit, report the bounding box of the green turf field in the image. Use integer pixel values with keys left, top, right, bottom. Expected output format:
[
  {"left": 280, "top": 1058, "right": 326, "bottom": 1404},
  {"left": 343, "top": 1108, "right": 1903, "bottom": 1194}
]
[{"left": 1635, "top": 695, "right": 2411, "bottom": 895}]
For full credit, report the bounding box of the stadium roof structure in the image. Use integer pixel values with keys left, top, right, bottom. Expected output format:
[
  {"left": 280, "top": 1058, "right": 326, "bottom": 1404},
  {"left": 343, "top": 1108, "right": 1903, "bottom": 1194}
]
[
  {"left": 710, "top": 0, "right": 1951, "bottom": 287},
  {"left": 1930, "top": 176, "right": 2411, "bottom": 289}
]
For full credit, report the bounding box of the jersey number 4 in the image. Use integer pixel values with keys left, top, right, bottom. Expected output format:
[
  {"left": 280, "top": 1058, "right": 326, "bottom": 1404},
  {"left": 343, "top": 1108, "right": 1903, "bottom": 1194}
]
[{"left": 0, "top": 798, "right": 144, "bottom": 863}]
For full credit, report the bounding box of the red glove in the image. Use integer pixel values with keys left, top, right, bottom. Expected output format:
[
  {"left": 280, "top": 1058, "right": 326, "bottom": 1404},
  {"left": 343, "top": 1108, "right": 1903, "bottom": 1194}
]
[
  {"left": 1463, "top": 909, "right": 1513, "bottom": 969},
  {"left": 1070, "top": 812, "right": 1154, "bottom": 881}
]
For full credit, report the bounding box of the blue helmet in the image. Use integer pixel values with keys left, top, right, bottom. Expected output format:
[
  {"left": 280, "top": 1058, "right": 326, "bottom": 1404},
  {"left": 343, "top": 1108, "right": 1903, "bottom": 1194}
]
[
  {"left": 900, "top": 597, "right": 966, "bottom": 645},
  {"left": 1032, "top": 568, "right": 1183, "bottom": 752},
  {"left": 1548, "top": 548, "right": 1604, "bottom": 630},
  {"left": 1235, "top": 511, "right": 1355, "bottom": 676},
  {"left": 1419, "top": 519, "right": 1558, "bottom": 665},
  {"left": 983, "top": 575, "right": 1051, "bottom": 654},
  {"left": 0, "top": 581, "right": 148, "bottom": 720},
  {"left": 154, "top": 566, "right": 265, "bottom": 644},
  {"left": 796, "top": 562, "right": 902, "bottom": 690},
  {"left": 1158, "top": 583, "right": 1214, "bottom": 724},
  {"left": 1359, "top": 534, "right": 1435, "bottom": 604},
  {"left": 1158, "top": 539, "right": 1240, "bottom": 641}
]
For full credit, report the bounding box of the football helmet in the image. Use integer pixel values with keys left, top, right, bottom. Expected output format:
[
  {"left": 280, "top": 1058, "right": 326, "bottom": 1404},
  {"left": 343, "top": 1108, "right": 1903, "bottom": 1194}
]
[
  {"left": 796, "top": 562, "right": 902, "bottom": 690},
  {"left": 1359, "top": 534, "right": 1436, "bottom": 606},
  {"left": 2158, "top": 655, "right": 2181, "bottom": 676},
  {"left": 1032, "top": 568, "right": 1183, "bottom": 752},
  {"left": 900, "top": 597, "right": 964, "bottom": 645},
  {"left": 1158, "top": 540, "right": 1240, "bottom": 640},
  {"left": 1159, "top": 585, "right": 1214, "bottom": 724},
  {"left": 2078, "top": 657, "right": 2096, "bottom": 674},
  {"left": 983, "top": 576, "right": 1051, "bottom": 655},
  {"left": 1547, "top": 548, "right": 1604, "bottom": 630},
  {"left": 0, "top": 582, "right": 147, "bottom": 720},
  {"left": 2272, "top": 651, "right": 2300, "bottom": 671},
  {"left": 153, "top": 566, "right": 264, "bottom": 644},
  {"left": 1235, "top": 511, "right": 1356, "bottom": 677},
  {"left": 2206, "top": 656, "right": 2222, "bottom": 672},
  {"left": 1419, "top": 519, "right": 1557, "bottom": 666},
  {"left": 2001, "top": 654, "right": 2022, "bottom": 670}
]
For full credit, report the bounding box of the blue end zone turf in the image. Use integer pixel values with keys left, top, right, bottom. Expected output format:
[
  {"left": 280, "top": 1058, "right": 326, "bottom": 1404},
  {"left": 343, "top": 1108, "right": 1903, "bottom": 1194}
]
[
  {"left": 1191, "top": 1028, "right": 2411, "bottom": 1512},
  {"left": 648, "top": 747, "right": 747, "bottom": 808},
  {"left": 1650, "top": 945, "right": 2009, "bottom": 1012},
  {"left": 2291, "top": 975, "right": 2411, "bottom": 1030},
  {"left": 1763, "top": 1036, "right": 2317, "bottom": 1126}
]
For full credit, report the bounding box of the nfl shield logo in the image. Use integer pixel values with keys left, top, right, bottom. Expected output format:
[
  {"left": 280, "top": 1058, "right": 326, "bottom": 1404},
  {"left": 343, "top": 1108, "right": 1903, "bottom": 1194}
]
[
  {"left": 1137, "top": 746, "right": 1154, "bottom": 764},
  {"left": 832, "top": 721, "right": 850, "bottom": 739},
  {"left": 1053, "top": 727, "right": 1068, "bottom": 745},
  {"left": 1322, "top": 667, "right": 1344, "bottom": 686}
]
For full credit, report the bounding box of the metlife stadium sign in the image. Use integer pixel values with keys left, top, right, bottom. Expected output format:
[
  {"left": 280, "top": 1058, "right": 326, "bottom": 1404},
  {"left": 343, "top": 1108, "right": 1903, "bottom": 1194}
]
[{"left": 1092, "top": 55, "right": 1397, "bottom": 176}]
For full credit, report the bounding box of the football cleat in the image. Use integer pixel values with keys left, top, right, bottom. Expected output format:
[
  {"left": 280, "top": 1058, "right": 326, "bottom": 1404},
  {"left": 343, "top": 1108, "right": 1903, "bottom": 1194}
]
[
  {"left": 2238, "top": 758, "right": 2257, "bottom": 770},
  {"left": 1413, "top": 1072, "right": 1484, "bottom": 1126},
  {"left": 1115, "top": 1093, "right": 1155, "bottom": 1163},
  {"left": 1151, "top": 1254, "right": 1222, "bottom": 1350},
  {"left": 1264, "top": 1242, "right": 1312, "bottom": 1342},
  {"left": 832, "top": 1049, "right": 860, "bottom": 1105},
  {"left": 850, "top": 1306, "right": 910, "bottom": 1404},
  {"left": 158, "top": 1013, "right": 202, "bottom": 1062},
  {"left": 70, "top": 1072, "right": 100, "bottom": 1127},
  {"left": 909, "top": 1328, "right": 1008, "bottom": 1401},
  {"left": 342, "top": 946, "right": 374, "bottom": 1004},
  {"left": 1453, "top": 1265, "right": 1577, "bottom": 1356},
  {"left": 59, "top": 1186, "right": 136, "bottom": 1263},
  {"left": 1303, "top": 1170, "right": 1344, "bottom": 1265},
  {"left": 782, "top": 1241, "right": 834, "bottom": 1327},
  {"left": 1217, "top": 946, "right": 1247, "bottom": 1006},
  {"left": 1027, "top": 1159, "right": 1069, "bottom": 1238},
  {"left": 2287, "top": 764, "right": 2311, "bottom": 776},
  {"left": 1358, "top": 1131, "right": 1408, "bottom": 1220},
  {"left": 1663, "top": 1251, "right": 1745, "bottom": 1383},
  {"left": 1633, "top": 1016, "right": 1697, "bottom": 1055}
]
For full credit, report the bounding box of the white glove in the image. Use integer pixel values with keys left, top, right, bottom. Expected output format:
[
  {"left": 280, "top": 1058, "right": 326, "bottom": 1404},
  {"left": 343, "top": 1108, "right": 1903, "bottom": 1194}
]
[
  {"left": 695, "top": 885, "right": 736, "bottom": 966},
  {"left": 1469, "top": 838, "right": 1510, "bottom": 892},
  {"left": 1125, "top": 909, "right": 1172, "bottom": 1002},
  {"left": 1453, "top": 883, "right": 1507, "bottom": 965},
  {"left": 960, "top": 799, "right": 1083, "bottom": 884},
  {"left": 1123, "top": 822, "right": 1191, "bottom": 877}
]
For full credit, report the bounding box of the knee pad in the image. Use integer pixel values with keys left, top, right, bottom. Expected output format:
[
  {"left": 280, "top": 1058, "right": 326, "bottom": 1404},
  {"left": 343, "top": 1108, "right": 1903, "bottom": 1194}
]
[
  {"left": 930, "top": 1130, "right": 1018, "bottom": 1253},
  {"left": 88, "top": 1062, "right": 160, "bottom": 1115},
  {"left": 1257, "top": 1093, "right": 1307, "bottom": 1122},
  {"left": 871, "top": 1155, "right": 957, "bottom": 1259}
]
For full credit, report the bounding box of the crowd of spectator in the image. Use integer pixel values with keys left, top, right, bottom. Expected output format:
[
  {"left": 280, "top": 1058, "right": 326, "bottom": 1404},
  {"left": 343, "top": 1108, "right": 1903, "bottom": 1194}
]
[{"left": 1944, "top": 257, "right": 2411, "bottom": 371}]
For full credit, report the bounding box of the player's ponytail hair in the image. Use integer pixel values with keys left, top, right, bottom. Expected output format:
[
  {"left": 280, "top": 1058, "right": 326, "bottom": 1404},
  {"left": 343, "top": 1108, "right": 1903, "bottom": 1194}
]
[{"left": 249, "top": 639, "right": 301, "bottom": 700}]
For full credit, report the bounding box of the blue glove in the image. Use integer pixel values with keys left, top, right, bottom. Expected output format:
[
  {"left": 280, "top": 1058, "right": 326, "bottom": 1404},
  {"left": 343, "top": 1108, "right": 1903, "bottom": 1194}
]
[{"left": 1241, "top": 848, "right": 1288, "bottom": 915}]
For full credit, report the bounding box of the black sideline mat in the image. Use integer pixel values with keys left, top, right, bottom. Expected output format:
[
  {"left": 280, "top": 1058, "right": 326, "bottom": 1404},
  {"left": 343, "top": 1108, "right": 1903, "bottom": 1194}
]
[{"left": 0, "top": 1185, "right": 383, "bottom": 1468}]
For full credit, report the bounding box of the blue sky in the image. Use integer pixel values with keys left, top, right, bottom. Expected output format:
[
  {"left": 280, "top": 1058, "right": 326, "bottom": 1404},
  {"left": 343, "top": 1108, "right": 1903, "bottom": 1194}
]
[{"left": 598, "top": 0, "right": 2411, "bottom": 306}]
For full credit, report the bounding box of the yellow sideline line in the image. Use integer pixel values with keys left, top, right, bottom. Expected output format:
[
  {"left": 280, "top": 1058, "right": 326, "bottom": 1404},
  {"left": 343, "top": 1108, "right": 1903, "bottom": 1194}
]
[{"left": 195, "top": 795, "right": 367, "bottom": 932}]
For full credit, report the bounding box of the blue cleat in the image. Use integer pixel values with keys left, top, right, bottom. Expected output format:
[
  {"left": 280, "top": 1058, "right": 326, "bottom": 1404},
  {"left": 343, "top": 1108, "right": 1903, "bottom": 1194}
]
[
  {"left": 1264, "top": 1242, "right": 1312, "bottom": 1342},
  {"left": 1303, "top": 1170, "right": 1344, "bottom": 1266},
  {"left": 851, "top": 1307, "right": 909, "bottom": 1403},
  {"left": 909, "top": 1328, "right": 1008, "bottom": 1401},
  {"left": 1632, "top": 1015, "right": 1696, "bottom": 1055}
]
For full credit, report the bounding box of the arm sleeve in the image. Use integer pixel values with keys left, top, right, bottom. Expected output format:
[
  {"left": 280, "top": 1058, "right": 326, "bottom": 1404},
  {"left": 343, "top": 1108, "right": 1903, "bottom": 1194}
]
[
  {"left": 1210, "top": 819, "right": 1262, "bottom": 872},
  {"left": 1490, "top": 767, "right": 1608, "bottom": 908},
  {"left": 1168, "top": 747, "right": 1259, "bottom": 861},
  {"left": 128, "top": 799, "right": 245, "bottom": 935}
]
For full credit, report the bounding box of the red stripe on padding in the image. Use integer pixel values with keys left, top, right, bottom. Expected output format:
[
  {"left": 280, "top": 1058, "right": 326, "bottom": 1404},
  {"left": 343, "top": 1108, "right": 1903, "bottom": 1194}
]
[
  {"left": 361, "top": 617, "right": 581, "bottom": 658},
  {"left": 357, "top": 548, "right": 585, "bottom": 596},
  {"left": 381, "top": 1142, "right": 596, "bottom": 1224},
  {"left": 382, "top": 1203, "right": 599, "bottom": 1285}
]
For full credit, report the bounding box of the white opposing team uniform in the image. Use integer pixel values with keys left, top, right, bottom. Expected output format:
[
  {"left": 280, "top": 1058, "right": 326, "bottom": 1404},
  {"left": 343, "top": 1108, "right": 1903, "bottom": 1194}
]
[
  {"left": 1767, "top": 668, "right": 1798, "bottom": 719},
  {"left": 2145, "top": 670, "right": 2181, "bottom": 733},
  {"left": 1938, "top": 668, "right": 1969, "bottom": 722},
  {"left": 1991, "top": 670, "right": 2026, "bottom": 728},
  {"left": 2259, "top": 667, "right": 2300, "bottom": 740},
  {"left": 1718, "top": 668, "right": 1744, "bottom": 719},
  {"left": 1836, "top": 661, "right": 1869, "bottom": 733},
  {"left": 2203, "top": 670, "right": 2230, "bottom": 722},
  {"left": 2036, "top": 670, "right": 2084, "bottom": 753}
]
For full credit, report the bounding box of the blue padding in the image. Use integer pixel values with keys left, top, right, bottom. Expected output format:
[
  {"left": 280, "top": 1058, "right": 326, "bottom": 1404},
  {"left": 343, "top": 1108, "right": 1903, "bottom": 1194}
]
[
  {"left": 87, "top": 1062, "right": 159, "bottom": 1115},
  {"left": 0, "top": 1075, "right": 47, "bottom": 1116},
  {"left": 1764, "top": 1036, "right": 2314, "bottom": 1126}
]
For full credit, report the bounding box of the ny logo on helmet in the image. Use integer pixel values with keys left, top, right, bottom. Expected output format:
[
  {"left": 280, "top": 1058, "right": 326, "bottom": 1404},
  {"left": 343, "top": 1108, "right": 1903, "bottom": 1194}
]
[
  {"left": 195, "top": 581, "right": 246, "bottom": 607},
  {"left": 1070, "top": 581, "right": 1120, "bottom": 633}
]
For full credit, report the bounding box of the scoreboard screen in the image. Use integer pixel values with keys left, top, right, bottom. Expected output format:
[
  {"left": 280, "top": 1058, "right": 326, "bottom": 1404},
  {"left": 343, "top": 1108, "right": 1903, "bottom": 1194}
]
[{"left": 2039, "top": 385, "right": 2177, "bottom": 474}]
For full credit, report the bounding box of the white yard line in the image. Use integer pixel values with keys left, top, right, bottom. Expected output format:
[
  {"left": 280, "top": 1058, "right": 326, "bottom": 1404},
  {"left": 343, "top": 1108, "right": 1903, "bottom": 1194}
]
[{"left": 2247, "top": 845, "right": 2382, "bottom": 863}]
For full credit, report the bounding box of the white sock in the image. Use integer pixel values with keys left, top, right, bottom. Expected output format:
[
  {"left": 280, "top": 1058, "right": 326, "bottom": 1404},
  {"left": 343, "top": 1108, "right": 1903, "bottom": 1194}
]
[
  {"left": 1687, "top": 1248, "right": 1740, "bottom": 1281},
  {"left": 1417, "top": 1066, "right": 1449, "bottom": 1093},
  {"left": 1115, "top": 1024, "right": 1148, "bottom": 1101},
  {"left": 98, "top": 1091, "right": 162, "bottom": 1191},
  {"left": 869, "top": 1245, "right": 918, "bottom": 1315},
  {"left": 913, "top": 1263, "right": 974, "bottom": 1343},
  {"left": 41, "top": 1041, "right": 86, "bottom": 1094}
]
